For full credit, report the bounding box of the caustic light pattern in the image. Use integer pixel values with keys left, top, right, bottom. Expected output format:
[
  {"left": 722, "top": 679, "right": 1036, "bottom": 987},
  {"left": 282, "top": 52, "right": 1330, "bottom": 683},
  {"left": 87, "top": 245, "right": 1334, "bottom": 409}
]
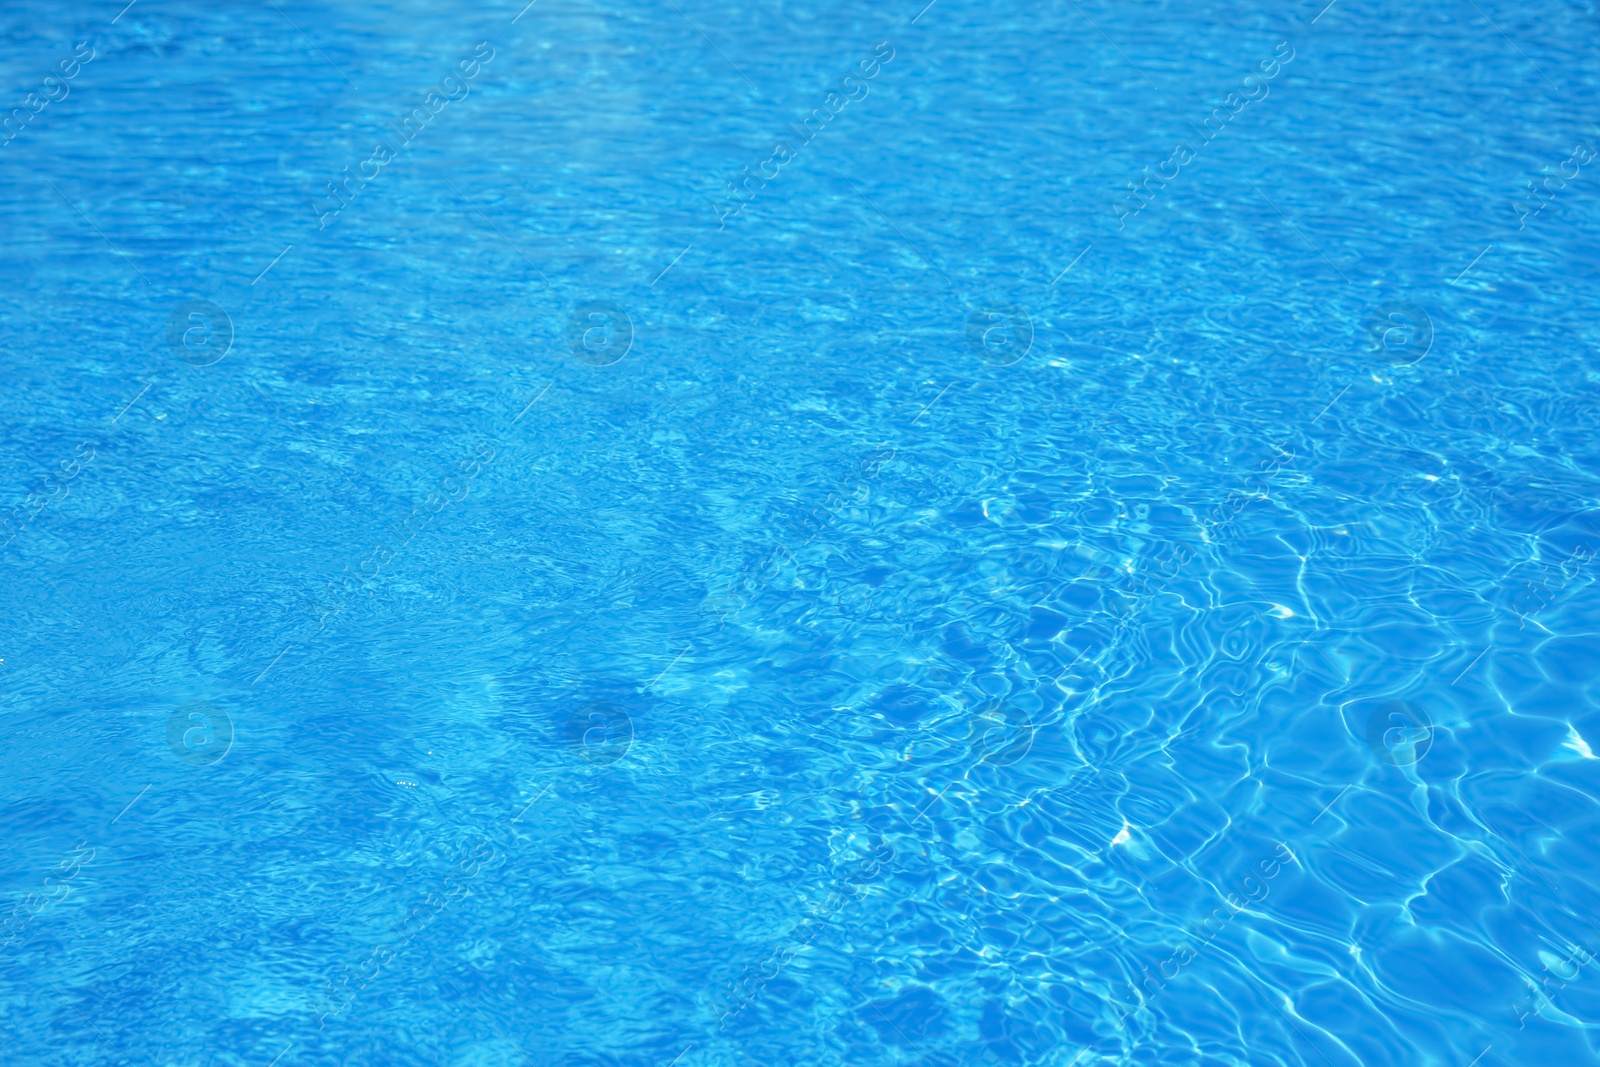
[{"left": 1, "top": 1, "right": 1599, "bottom": 1066}]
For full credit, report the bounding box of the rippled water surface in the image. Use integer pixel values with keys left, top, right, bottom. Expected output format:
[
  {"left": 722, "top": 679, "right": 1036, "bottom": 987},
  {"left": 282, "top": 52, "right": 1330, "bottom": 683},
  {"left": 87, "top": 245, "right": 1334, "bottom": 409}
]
[{"left": 3, "top": 1, "right": 1600, "bottom": 1065}]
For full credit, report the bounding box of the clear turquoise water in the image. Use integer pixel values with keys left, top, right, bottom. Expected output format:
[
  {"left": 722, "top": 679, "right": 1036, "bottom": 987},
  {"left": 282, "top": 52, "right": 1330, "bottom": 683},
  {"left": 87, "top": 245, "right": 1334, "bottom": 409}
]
[{"left": 3, "top": 1, "right": 1600, "bottom": 1065}]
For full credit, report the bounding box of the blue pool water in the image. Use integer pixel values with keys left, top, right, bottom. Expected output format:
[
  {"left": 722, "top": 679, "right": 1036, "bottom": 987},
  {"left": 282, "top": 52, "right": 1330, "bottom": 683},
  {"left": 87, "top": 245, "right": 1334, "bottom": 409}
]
[{"left": 3, "top": 0, "right": 1599, "bottom": 1064}]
